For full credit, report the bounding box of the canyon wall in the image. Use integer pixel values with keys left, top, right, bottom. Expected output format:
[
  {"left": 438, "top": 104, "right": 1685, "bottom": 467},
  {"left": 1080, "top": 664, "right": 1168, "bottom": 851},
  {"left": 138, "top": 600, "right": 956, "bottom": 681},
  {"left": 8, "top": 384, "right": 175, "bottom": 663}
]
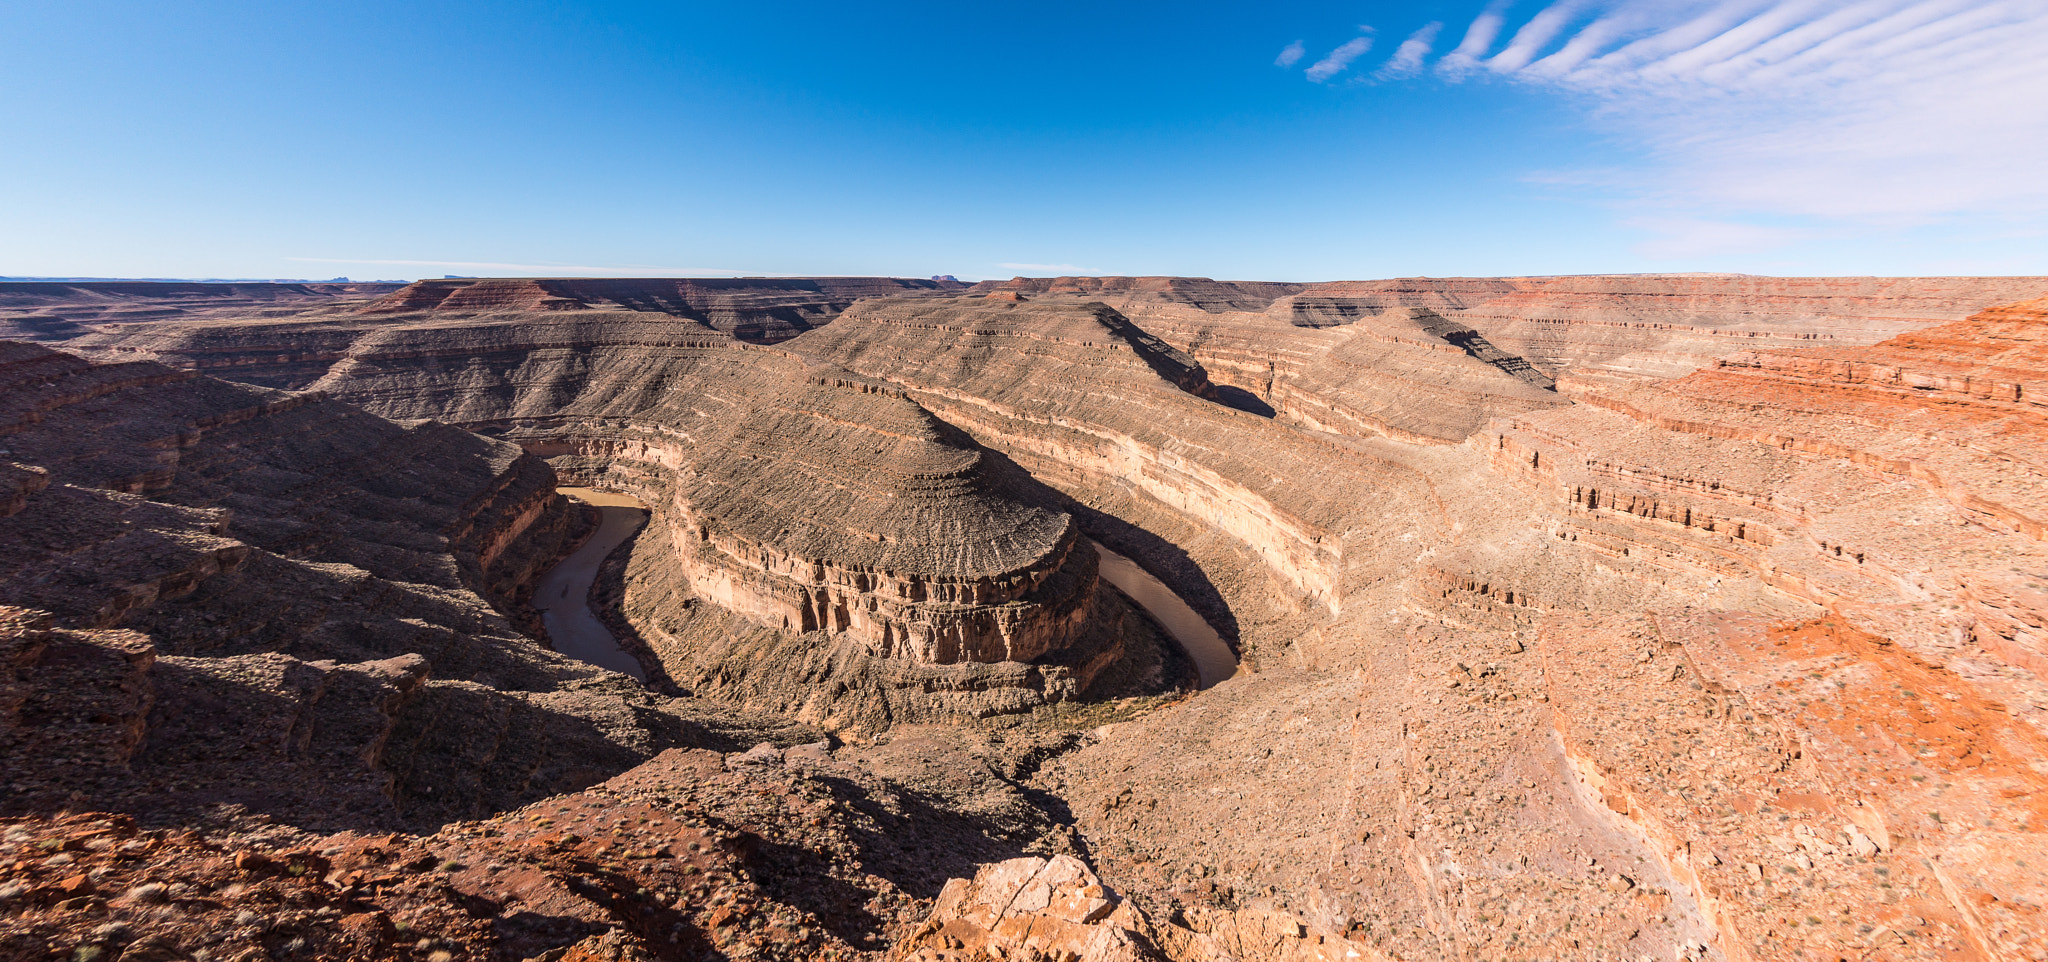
[
  {"left": 358, "top": 276, "right": 966, "bottom": 342},
  {"left": 0, "top": 341, "right": 808, "bottom": 831},
  {"left": 9, "top": 275, "right": 2048, "bottom": 962},
  {"left": 976, "top": 274, "right": 2048, "bottom": 383},
  {"left": 85, "top": 304, "right": 1187, "bottom": 731},
  {"left": 291, "top": 322, "right": 1108, "bottom": 670},
  {"left": 0, "top": 280, "right": 402, "bottom": 342}
]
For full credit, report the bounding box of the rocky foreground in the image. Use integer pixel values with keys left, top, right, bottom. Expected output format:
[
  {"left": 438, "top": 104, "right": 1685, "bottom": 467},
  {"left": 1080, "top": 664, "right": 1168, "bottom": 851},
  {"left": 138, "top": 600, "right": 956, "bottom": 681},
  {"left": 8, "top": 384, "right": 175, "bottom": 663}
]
[{"left": 2, "top": 274, "right": 2046, "bottom": 961}]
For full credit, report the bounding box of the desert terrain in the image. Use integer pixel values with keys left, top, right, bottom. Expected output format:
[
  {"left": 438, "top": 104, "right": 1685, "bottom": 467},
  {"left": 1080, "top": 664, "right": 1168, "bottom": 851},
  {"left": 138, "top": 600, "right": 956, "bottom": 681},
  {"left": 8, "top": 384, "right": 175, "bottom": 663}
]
[{"left": 3, "top": 272, "right": 2046, "bottom": 962}]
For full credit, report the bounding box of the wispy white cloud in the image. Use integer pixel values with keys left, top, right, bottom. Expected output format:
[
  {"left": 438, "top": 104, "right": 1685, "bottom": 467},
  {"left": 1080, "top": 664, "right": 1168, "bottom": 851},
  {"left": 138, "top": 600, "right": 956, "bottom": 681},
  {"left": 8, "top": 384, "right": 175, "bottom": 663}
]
[
  {"left": 1622, "top": 216, "right": 1820, "bottom": 259},
  {"left": 997, "top": 262, "right": 1104, "bottom": 275},
  {"left": 1396, "top": 0, "right": 2048, "bottom": 250},
  {"left": 1275, "top": 40, "right": 1306, "bottom": 67},
  {"left": 285, "top": 257, "right": 763, "bottom": 276},
  {"left": 1374, "top": 22, "right": 1443, "bottom": 79},
  {"left": 1438, "top": 1, "right": 1515, "bottom": 76},
  {"left": 1306, "top": 32, "right": 1376, "bottom": 82},
  {"left": 1487, "top": 0, "right": 1590, "bottom": 72}
]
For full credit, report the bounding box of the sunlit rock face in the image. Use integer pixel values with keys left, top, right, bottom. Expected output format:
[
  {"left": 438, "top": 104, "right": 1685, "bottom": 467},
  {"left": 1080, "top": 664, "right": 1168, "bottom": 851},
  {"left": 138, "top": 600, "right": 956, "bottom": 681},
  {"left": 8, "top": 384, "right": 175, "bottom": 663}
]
[
  {"left": 593, "top": 358, "right": 1096, "bottom": 668},
  {"left": 0, "top": 341, "right": 696, "bottom": 830},
  {"left": 297, "top": 323, "right": 1103, "bottom": 669},
  {"left": 10, "top": 275, "right": 2048, "bottom": 962}
]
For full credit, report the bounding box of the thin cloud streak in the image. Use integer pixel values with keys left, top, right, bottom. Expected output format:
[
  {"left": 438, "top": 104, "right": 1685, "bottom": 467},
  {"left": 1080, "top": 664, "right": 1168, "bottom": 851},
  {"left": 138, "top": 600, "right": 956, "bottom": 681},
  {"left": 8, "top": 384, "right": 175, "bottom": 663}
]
[
  {"left": 1488, "top": 0, "right": 1590, "bottom": 72},
  {"left": 1307, "top": 33, "right": 1376, "bottom": 82},
  {"left": 1392, "top": 0, "right": 2048, "bottom": 244},
  {"left": 1438, "top": 1, "right": 1515, "bottom": 75},
  {"left": 1374, "top": 22, "right": 1443, "bottom": 79},
  {"left": 1275, "top": 40, "right": 1306, "bottom": 67}
]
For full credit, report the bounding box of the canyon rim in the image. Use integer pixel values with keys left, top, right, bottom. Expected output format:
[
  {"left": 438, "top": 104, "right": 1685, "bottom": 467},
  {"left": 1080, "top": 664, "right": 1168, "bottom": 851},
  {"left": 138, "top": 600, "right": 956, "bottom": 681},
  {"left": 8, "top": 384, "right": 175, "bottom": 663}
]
[{"left": 1, "top": 272, "right": 2046, "bottom": 961}]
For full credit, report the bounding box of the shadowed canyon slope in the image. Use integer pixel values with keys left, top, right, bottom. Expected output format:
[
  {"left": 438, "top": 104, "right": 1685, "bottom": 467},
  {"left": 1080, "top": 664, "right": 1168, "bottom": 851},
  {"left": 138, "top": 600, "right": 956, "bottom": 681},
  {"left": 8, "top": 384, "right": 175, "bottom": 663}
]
[{"left": 3, "top": 273, "right": 2047, "bottom": 962}]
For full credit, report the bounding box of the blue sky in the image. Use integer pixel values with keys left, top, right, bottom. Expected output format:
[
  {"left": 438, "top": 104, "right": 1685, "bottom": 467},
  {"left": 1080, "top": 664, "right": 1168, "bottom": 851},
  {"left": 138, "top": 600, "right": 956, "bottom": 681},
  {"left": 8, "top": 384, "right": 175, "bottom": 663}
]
[{"left": 3, "top": 0, "right": 2044, "bottom": 281}]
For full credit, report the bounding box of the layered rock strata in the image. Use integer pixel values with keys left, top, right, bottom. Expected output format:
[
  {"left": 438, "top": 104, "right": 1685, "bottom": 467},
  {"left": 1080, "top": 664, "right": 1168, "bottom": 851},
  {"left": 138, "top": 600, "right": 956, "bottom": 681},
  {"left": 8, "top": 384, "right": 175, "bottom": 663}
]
[
  {"left": 1290, "top": 275, "right": 2048, "bottom": 379},
  {"left": 0, "top": 341, "right": 813, "bottom": 830},
  {"left": 357, "top": 276, "right": 964, "bottom": 342},
  {"left": 973, "top": 274, "right": 2048, "bottom": 383},
  {"left": 0, "top": 280, "right": 401, "bottom": 342},
  {"left": 1130, "top": 304, "right": 1565, "bottom": 443},
  {"left": 107, "top": 308, "right": 1179, "bottom": 730},
  {"left": 37, "top": 276, "right": 965, "bottom": 388},
  {"left": 1492, "top": 296, "right": 2048, "bottom": 703},
  {"left": 790, "top": 296, "right": 1432, "bottom": 623},
  {"left": 568, "top": 359, "right": 1095, "bottom": 667},
  {"left": 282, "top": 320, "right": 1102, "bottom": 670},
  {"left": 9, "top": 276, "right": 2048, "bottom": 962}
]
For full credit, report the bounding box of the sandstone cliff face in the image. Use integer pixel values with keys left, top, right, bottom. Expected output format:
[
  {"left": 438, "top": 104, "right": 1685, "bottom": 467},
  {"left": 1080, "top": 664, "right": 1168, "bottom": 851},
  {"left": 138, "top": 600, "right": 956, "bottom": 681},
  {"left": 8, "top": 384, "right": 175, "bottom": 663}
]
[
  {"left": 1379, "top": 295, "right": 2048, "bottom": 960},
  {"left": 0, "top": 341, "right": 813, "bottom": 831},
  {"left": 789, "top": 296, "right": 1419, "bottom": 623},
  {"left": 1491, "top": 295, "right": 2048, "bottom": 694},
  {"left": 10, "top": 276, "right": 2048, "bottom": 962},
  {"left": 1299, "top": 274, "right": 2048, "bottom": 379},
  {"left": 0, "top": 280, "right": 401, "bottom": 342},
  {"left": 358, "top": 276, "right": 964, "bottom": 342},
  {"left": 596, "top": 360, "right": 1095, "bottom": 669},
  {"left": 284, "top": 319, "right": 1108, "bottom": 672}
]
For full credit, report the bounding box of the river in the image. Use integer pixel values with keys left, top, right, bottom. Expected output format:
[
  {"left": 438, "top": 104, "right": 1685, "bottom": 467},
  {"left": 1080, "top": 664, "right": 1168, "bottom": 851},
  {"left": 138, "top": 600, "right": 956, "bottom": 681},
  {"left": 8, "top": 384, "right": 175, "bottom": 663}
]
[
  {"left": 530, "top": 492, "right": 1237, "bottom": 690},
  {"left": 533, "top": 487, "right": 648, "bottom": 681},
  {"left": 1092, "top": 541, "right": 1239, "bottom": 688}
]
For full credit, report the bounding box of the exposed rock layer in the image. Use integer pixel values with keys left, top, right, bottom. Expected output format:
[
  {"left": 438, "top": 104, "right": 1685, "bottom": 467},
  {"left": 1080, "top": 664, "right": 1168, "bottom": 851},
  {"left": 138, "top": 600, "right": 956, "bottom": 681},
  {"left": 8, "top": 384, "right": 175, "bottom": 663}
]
[
  {"left": 0, "top": 342, "right": 813, "bottom": 832},
  {"left": 358, "top": 276, "right": 965, "bottom": 342},
  {"left": 6, "top": 275, "right": 2048, "bottom": 962}
]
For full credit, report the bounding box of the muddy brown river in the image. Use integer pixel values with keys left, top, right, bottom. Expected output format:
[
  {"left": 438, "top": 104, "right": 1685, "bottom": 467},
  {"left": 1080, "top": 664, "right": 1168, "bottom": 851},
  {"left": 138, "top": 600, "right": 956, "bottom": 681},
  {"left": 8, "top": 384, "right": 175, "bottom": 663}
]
[
  {"left": 1092, "top": 541, "right": 1239, "bottom": 688},
  {"left": 534, "top": 487, "right": 648, "bottom": 681}
]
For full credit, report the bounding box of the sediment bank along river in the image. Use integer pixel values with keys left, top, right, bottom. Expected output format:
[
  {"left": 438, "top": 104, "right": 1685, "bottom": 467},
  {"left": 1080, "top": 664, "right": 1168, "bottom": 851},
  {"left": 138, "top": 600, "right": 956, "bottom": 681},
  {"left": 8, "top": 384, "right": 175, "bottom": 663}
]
[
  {"left": 1091, "top": 542, "right": 1239, "bottom": 688},
  {"left": 534, "top": 487, "right": 648, "bottom": 681}
]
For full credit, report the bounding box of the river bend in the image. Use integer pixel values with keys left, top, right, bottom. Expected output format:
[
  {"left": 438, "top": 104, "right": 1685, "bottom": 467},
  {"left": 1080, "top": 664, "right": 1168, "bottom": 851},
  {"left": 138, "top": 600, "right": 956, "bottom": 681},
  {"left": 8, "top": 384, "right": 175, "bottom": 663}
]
[{"left": 533, "top": 487, "right": 648, "bottom": 681}]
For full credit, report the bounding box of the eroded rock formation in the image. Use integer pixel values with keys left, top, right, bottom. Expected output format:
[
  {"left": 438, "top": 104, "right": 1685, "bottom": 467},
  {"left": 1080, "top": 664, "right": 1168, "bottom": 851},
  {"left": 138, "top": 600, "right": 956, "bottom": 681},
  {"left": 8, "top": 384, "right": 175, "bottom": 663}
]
[
  {"left": 5, "top": 274, "right": 2047, "bottom": 962},
  {"left": 0, "top": 342, "right": 814, "bottom": 832}
]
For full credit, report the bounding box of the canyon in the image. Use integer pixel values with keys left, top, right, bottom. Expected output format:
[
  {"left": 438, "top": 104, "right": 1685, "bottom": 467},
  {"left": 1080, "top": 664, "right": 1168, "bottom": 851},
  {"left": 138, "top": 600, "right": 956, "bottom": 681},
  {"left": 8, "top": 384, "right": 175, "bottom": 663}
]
[{"left": 2, "top": 272, "right": 2046, "bottom": 962}]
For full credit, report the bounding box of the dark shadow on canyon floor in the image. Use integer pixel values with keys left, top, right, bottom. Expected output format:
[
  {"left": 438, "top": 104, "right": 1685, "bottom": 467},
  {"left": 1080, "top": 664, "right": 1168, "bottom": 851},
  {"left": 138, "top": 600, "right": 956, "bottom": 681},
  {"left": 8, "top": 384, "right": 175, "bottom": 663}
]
[
  {"left": 968, "top": 446, "right": 1243, "bottom": 653},
  {"left": 1210, "top": 384, "right": 1277, "bottom": 418},
  {"left": 754, "top": 774, "right": 1052, "bottom": 947},
  {"left": 585, "top": 503, "right": 688, "bottom": 696}
]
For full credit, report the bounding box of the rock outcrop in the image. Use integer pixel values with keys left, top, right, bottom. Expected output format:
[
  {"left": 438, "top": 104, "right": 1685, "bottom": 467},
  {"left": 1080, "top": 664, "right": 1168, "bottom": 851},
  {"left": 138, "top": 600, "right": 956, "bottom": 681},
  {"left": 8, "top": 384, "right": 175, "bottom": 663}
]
[
  {"left": 357, "top": 276, "right": 966, "bottom": 342},
  {"left": 0, "top": 738, "right": 1078, "bottom": 961},
  {"left": 292, "top": 323, "right": 1119, "bottom": 667},
  {"left": 0, "top": 280, "right": 402, "bottom": 342},
  {"left": 0, "top": 341, "right": 812, "bottom": 831},
  {"left": 7, "top": 275, "right": 2048, "bottom": 962},
  {"left": 1297, "top": 274, "right": 2048, "bottom": 378},
  {"left": 67, "top": 305, "right": 1185, "bottom": 731}
]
